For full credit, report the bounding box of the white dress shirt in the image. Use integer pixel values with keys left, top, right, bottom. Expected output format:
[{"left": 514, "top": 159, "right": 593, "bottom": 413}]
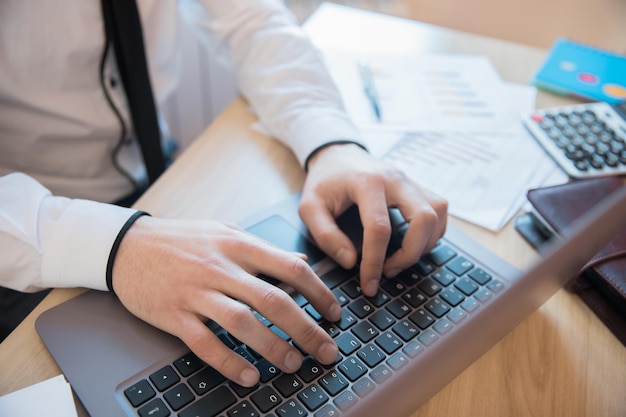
[{"left": 0, "top": 0, "right": 363, "bottom": 293}]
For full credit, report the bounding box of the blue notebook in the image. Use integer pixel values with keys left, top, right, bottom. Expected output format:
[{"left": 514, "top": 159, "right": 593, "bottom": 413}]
[{"left": 531, "top": 38, "right": 626, "bottom": 104}]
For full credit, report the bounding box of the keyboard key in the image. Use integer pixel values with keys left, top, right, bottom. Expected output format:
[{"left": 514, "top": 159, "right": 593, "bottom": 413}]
[
  {"left": 341, "top": 281, "right": 362, "bottom": 299},
  {"left": 431, "top": 270, "right": 456, "bottom": 287},
  {"left": 272, "top": 374, "right": 304, "bottom": 397},
  {"left": 369, "top": 309, "right": 396, "bottom": 330},
  {"left": 333, "top": 289, "right": 349, "bottom": 306},
  {"left": 124, "top": 379, "right": 155, "bottom": 407},
  {"left": 229, "top": 381, "right": 258, "bottom": 398},
  {"left": 392, "top": 320, "right": 420, "bottom": 342},
  {"left": 298, "top": 384, "right": 329, "bottom": 411},
  {"left": 188, "top": 366, "right": 226, "bottom": 395},
  {"left": 174, "top": 353, "right": 204, "bottom": 377},
  {"left": 418, "top": 330, "right": 439, "bottom": 346},
  {"left": 402, "top": 288, "right": 427, "bottom": 308},
  {"left": 335, "top": 310, "right": 358, "bottom": 331},
  {"left": 338, "top": 356, "right": 368, "bottom": 381},
  {"left": 425, "top": 298, "right": 451, "bottom": 318},
  {"left": 150, "top": 365, "right": 180, "bottom": 392},
  {"left": 381, "top": 279, "right": 406, "bottom": 297},
  {"left": 297, "top": 357, "right": 325, "bottom": 383},
  {"left": 352, "top": 321, "right": 379, "bottom": 342},
  {"left": 448, "top": 308, "right": 468, "bottom": 323},
  {"left": 408, "top": 309, "right": 436, "bottom": 330},
  {"left": 440, "top": 287, "right": 465, "bottom": 307},
  {"left": 455, "top": 277, "right": 479, "bottom": 296},
  {"left": 333, "top": 390, "right": 358, "bottom": 411},
  {"left": 386, "top": 299, "right": 412, "bottom": 318},
  {"left": 305, "top": 305, "right": 323, "bottom": 321},
  {"left": 250, "top": 386, "right": 283, "bottom": 413},
  {"left": 320, "top": 267, "right": 353, "bottom": 289},
  {"left": 474, "top": 288, "right": 493, "bottom": 303},
  {"left": 352, "top": 377, "right": 376, "bottom": 398},
  {"left": 369, "top": 364, "right": 393, "bottom": 384},
  {"left": 433, "top": 319, "right": 454, "bottom": 335},
  {"left": 255, "top": 359, "right": 281, "bottom": 383},
  {"left": 375, "top": 331, "right": 403, "bottom": 354},
  {"left": 468, "top": 267, "right": 492, "bottom": 285},
  {"left": 365, "top": 290, "right": 391, "bottom": 307},
  {"left": 427, "top": 245, "right": 457, "bottom": 266},
  {"left": 314, "top": 404, "right": 341, "bottom": 417},
  {"left": 319, "top": 371, "right": 349, "bottom": 396},
  {"left": 387, "top": 351, "right": 408, "bottom": 370},
  {"left": 357, "top": 343, "right": 386, "bottom": 368},
  {"left": 487, "top": 279, "right": 505, "bottom": 293},
  {"left": 276, "top": 399, "right": 308, "bottom": 417},
  {"left": 179, "top": 386, "right": 236, "bottom": 417},
  {"left": 336, "top": 332, "right": 362, "bottom": 355},
  {"left": 164, "top": 383, "right": 194, "bottom": 411},
  {"left": 447, "top": 256, "right": 474, "bottom": 276},
  {"left": 418, "top": 278, "right": 442, "bottom": 297},
  {"left": 402, "top": 340, "right": 424, "bottom": 358},
  {"left": 397, "top": 268, "right": 421, "bottom": 286},
  {"left": 461, "top": 298, "right": 480, "bottom": 313},
  {"left": 348, "top": 299, "right": 375, "bottom": 318},
  {"left": 227, "top": 400, "right": 259, "bottom": 417},
  {"left": 138, "top": 398, "right": 170, "bottom": 417},
  {"left": 320, "top": 320, "right": 340, "bottom": 338}
]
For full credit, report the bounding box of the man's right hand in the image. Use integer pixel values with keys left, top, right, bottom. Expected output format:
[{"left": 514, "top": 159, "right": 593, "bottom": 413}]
[{"left": 111, "top": 216, "right": 342, "bottom": 387}]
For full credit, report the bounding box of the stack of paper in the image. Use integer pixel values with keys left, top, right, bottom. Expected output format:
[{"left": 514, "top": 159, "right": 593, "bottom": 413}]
[{"left": 305, "top": 5, "right": 567, "bottom": 231}]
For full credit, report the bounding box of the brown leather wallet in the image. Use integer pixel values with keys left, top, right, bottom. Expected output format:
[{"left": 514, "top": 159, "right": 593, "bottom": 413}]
[{"left": 514, "top": 176, "right": 626, "bottom": 347}]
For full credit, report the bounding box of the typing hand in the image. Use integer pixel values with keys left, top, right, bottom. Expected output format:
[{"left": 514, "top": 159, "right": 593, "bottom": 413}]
[
  {"left": 110, "top": 217, "right": 341, "bottom": 387},
  {"left": 300, "top": 143, "right": 448, "bottom": 296}
]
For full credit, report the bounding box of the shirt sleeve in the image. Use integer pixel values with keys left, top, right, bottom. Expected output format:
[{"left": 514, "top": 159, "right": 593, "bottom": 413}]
[
  {"left": 186, "top": 0, "right": 367, "bottom": 167},
  {"left": 0, "top": 173, "right": 139, "bottom": 293}
]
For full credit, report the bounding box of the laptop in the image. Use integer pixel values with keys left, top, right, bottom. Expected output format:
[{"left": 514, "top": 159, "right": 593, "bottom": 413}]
[{"left": 36, "top": 187, "right": 626, "bottom": 417}]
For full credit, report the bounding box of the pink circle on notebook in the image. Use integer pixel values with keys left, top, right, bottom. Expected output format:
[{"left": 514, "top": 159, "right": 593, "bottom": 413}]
[{"left": 578, "top": 73, "right": 598, "bottom": 84}]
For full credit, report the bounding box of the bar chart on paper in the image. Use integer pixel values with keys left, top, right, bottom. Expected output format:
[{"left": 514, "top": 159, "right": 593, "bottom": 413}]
[{"left": 382, "top": 129, "right": 559, "bottom": 231}]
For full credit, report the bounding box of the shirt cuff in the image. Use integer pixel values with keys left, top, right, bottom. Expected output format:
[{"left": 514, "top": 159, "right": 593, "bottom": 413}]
[{"left": 40, "top": 198, "right": 140, "bottom": 291}]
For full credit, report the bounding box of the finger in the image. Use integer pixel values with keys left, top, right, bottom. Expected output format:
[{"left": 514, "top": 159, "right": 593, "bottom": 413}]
[
  {"left": 298, "top": 198, "right": 358, "bottom": 270},
  {"left": 355, "top": 187, "right": 392, "bottom": 296},
  {"left": 238, "top": 237, "right": 342, "bottom": 323},
  {"left": 176, "top": 314, "right": 261, "bottom": 387},
  {"left": 383, "top": 189, "right": 448, "bottom": 277},
  {"left": 206, "top": 277, "right": 339, "bottom": 370}
]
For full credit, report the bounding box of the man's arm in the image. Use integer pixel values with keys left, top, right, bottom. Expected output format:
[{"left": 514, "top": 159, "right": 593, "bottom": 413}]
[{"left": 0, "top": 172, "right": 138, "bottom": 293}]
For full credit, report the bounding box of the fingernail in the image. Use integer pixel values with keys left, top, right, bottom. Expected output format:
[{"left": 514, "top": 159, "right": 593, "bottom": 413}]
[
  {"left": 284, "top": 350, "right": 302, "bottom": 372},
  {"left": 336, "top": 247, "right": 351, "bottom": 267},
  {"left": 364, "top": 279, "right": 380, "bottom": 296},
  {"left": 240, "top": 367, "right": 259, "bottom": 387},
  {"left": 329, "top": 302, "right": 342, "bottom": 321},
  {"left": 385, "top": 268, "right": 401, "bottom": 278},
  {"left": 318, "top": 341, "right": 339, "bottom": 364}
]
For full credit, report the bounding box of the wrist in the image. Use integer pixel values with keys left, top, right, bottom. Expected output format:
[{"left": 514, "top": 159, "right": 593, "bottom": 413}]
[
  {"left": 106, "top": 210, "right": 151, "bottom": 295},
  {"left": 305, "top": 141, "right": 368, "bottom": 172}
]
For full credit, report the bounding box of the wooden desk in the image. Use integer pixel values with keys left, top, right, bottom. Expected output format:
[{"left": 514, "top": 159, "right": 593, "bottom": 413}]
[{"left": 1, "top": 10, "right": 625, "bottom": 417}]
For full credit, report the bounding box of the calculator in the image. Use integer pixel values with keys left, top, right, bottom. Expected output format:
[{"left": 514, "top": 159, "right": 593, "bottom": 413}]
[{"left": 522, "top": 101, "right": 626, "bottom": 178}]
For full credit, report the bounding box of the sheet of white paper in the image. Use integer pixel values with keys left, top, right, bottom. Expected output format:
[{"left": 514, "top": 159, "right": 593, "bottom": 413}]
[
  {"left": 323, "top": 52, "right": 518, "bottom": 132},
  {"left": 361, "top": 82, "right": 567, "bottom": 231},
  {"left": 0, "top": 375, "right": 78, "bottom": 417}
]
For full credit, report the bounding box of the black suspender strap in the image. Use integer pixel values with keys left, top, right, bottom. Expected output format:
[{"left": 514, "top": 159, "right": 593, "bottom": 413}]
[{"left": 101, "top": 0, "right": 166, "bottom": 184}]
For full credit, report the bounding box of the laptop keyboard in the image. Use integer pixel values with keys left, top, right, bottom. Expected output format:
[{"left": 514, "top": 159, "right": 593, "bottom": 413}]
[{"left": 120, "top": 233, "right": 505, "bottom": 417}]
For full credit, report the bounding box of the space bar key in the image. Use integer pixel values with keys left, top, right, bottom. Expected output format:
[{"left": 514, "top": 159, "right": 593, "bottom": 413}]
[{"left": 178, "top": 386, "right": 236, "bottom": 417}]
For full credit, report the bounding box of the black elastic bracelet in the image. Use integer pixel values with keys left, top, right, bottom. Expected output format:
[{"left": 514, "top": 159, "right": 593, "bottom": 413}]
[
  {"left": 106, "top": 210, "right": 151, "bottom": 295},
  {"left": 304, "top": 140, "right": 369, "bottom": 172}
]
